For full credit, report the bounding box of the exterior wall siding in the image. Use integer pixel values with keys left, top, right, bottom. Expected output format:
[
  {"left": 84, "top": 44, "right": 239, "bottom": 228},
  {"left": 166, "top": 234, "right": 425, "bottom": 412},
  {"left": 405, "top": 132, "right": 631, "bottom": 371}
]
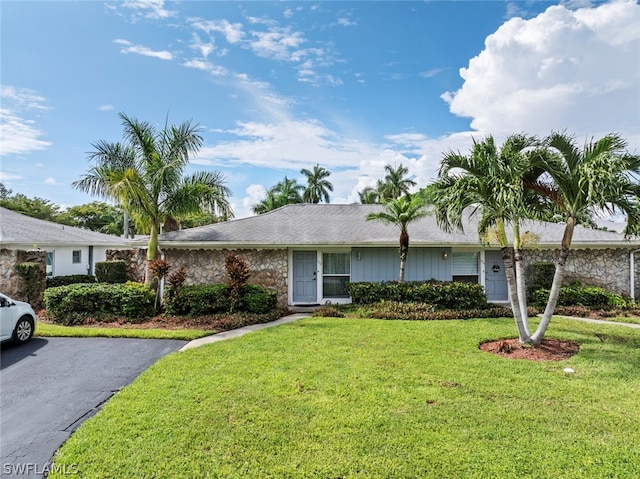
[{"left": 351, "top": 247, "right": 452, "bottom": 283}]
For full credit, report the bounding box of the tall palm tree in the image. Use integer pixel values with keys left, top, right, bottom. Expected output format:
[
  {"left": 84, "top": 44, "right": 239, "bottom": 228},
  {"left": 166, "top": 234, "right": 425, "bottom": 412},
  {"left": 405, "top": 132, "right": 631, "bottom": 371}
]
[
  {"left": 427, "top": 134, "right": 542, "bottom": 343},
  {"left": 73, "top": 112, "right": 233, "bottom": 284},
  {"left": 378, "top": 163, "right": 417, "bottom": 201},
  {"left": 358, "top": 186, "right": 380, "bottom": 204},
  {"left": 272, "top": 176, "right": 304, "bottom": 204},
  {"left": 366, "top": 195, "right": 430, "bottom": 282},
  {"left": 526, "top": 132, "right": 640, "bottom": 343},
  {"left": 252, "top": 176, "right": 304, "bottom": 214},
  {"left": 301, "top": 164, "right": 333, "bottom": 203}
]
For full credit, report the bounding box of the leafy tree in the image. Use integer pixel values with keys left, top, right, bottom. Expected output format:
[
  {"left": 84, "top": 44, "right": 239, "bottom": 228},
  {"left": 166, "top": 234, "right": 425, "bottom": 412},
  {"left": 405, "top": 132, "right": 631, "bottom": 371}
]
[
  {"left": 56, "top": 201, "right": 127, "bottom": 236},
  {"left": 366, "top": 195, "right": 430, "bottom": 282},
  {"left": 0, "top": 192, "right": 62, "bottom": 221},
  {"left": 73, "top": 112, "right": 233, "bottom": 285},
  {"left": 427, "top": 134, "right": 542, "bottom": 343},
  {"left": 301, "top": 164, "right": 333, "bottom": 203},
  {"left": 0, "top": 183, "right": 12, "bottom": 200},
  {"left": 525, "top": 132, "right": 640, "bottom": 343}
]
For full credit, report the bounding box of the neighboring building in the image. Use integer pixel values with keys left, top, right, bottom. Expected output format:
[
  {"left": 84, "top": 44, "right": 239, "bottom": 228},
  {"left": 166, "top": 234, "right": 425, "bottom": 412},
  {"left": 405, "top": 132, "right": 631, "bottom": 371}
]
[
  {"left": 0, "top": 207, "right": 128, "bottom": 299},
  {"left": 122, "top": 204, "right": 640, "bottom": 307}
]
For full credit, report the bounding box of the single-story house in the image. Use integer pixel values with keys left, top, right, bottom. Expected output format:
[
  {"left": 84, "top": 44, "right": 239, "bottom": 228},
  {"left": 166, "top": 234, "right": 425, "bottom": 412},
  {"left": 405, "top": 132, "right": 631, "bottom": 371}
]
[
  {"left": 122, "top": 204, "right": 640, "bottom": 307},
  {"left": 0, "top": 206, "right": 128, "bottom": 301}
]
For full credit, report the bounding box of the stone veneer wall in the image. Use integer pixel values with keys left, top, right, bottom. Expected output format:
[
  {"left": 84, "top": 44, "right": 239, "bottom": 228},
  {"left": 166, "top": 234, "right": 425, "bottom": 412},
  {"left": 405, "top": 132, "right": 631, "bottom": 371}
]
[
  {"left": 0, "top": 248, "right": 47, "bottom": 307},
  {"left": 107, "top": 247, "right": 289, "bottom": 306},
  {"left": 106, "top": 248, "right": 147, "bottom": 283},
  {"left": 522, "top": 247, "right": 639, "bottom": 298}
]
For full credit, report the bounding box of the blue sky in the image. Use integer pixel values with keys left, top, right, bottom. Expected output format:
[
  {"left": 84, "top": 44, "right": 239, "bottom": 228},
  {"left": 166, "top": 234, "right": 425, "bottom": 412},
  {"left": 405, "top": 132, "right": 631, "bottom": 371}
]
[{"left": 1, "top": 0, "right": 639, "bottom": 218}]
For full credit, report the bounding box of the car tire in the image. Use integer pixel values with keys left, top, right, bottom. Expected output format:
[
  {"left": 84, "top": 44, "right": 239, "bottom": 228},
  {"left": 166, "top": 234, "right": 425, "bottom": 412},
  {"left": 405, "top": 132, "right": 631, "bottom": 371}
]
[{"left": 13, "top": 316, "right": 34, "bottom": 344}]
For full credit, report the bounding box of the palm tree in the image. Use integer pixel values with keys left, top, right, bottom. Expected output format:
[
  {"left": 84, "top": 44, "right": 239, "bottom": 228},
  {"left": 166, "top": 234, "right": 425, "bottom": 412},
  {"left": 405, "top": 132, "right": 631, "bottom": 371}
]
[
  {"left": 272, "top": 176, "right": 304, "bottom": 204},
  {"left": 358, "top": 186, "right": 380, "bottom": 204},
  {"left": 526, "top": 132, "right": 640, "bottom": 343},
  {"left": 73, "top": 112, "right": 233, "bottom": 285},
  {"left": 427, "top": 135, "right": 542, "bottom": 343},
  {"left": 366, "top": 195, "right": 430, "bottom": 282},
  {"left": 378, "top": 163, "right": 417, "bottom": 201},
  {"left": 301, "top": 164, "right": 333, "bottom": 203}
]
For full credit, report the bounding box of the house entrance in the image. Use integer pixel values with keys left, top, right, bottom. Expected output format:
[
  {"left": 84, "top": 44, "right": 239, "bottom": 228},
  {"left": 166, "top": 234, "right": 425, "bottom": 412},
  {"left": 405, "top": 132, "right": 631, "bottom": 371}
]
[
  {"left": 292, "top": 251, "right": 317, "bottom": 304},
  {"left": 484, "top": 251, "right": 508, "bottom": 302}
]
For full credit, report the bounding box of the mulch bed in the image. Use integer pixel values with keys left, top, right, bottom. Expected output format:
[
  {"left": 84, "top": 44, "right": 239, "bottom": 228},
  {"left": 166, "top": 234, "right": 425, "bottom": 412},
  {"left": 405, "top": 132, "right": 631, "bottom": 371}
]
[{"left": 480, "top": 338, "right": 580, "bottom": 361}]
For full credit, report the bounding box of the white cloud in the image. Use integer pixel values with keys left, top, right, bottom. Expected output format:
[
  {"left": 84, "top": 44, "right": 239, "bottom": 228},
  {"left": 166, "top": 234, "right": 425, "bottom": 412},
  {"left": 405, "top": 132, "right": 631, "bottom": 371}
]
[
  {"left": 44, "top": 177, "right": 59, "bottom": 185},
  {"left": 98, "top": 104, "right": 114, "bottom": 111},
  {"left": 420, "top": 68, "right": 445, "bottom": 79},
  {"left": 182, "top": 59, "right": 227, "bottom": 76},
  {"left": 338, "top": 17, "right": 356, "bottom": 27},
  {"left": 121, "top": 0, "right": 176, "bottom": 20},
  {"left": 0, "top": 86, "right": 52, "bottom": 156},
  {"left": 0, "top": 172, "right": 22, "bottom": 181},
  {"left": 113, "top": 39, "right": 173, "bottom": 60},
  {"left": 442, "top": 0, "right": 640, "bottom": 148},
  {"left": 189, "top": 18, "right": 245, "bottom": 44},
  {"left": 249, "top": 28, "right": 306, "bottom": 61}
]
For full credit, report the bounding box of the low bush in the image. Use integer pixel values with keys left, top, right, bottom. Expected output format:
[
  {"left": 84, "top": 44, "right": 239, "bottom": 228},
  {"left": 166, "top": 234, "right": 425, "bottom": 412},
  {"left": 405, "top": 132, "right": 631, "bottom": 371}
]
[
  {"left": 532, "top": 282, "right": 635, "bottom": 309},
  {"left": 165, "top": 284, "right": 229, "bottom": 316},
  {"left": 46, "top": 275, "right": 96, "bottom": 288},
  {"left": 44, "top": 282, "right": 155, "bottom": 325},
  {"left": 240, "top": 284, "right": 277, "bottom": 314},
  {"left": 312, "top": 305, "right": 345, "bottom": 318},
  {"left": 164, "top": 283, "right": 277, "bottom": 316},
  {"left": 346, "top": 280, "right": 488, "bottom": 309}
]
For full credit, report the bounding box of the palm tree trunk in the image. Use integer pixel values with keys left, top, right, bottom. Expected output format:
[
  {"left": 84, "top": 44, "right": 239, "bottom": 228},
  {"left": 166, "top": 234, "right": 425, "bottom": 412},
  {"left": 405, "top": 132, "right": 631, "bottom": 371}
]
[
  {"left": 512, "top": 221, "right": 530, "bottom": 336},
  {"left": 496, "top": 218, "right": 531, "bottom": 343},
  {"left": 399, "top": 231, "right": 409, "bottom": 282},
  {"left": 531, "top": 217, "right": 576, "bottom": 344},
  {"left": 145, "top": 226, "right": 159, "bottom": 285}
]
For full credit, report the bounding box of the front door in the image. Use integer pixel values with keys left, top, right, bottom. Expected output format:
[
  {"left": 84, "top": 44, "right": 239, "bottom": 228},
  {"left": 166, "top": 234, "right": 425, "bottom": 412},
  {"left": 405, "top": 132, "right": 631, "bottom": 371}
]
[
  {"left": 485, "top": 251, "right": 508, "bottom": 301},
  {"left": 293, "top": 251, "right": 317, "bottom": 304}
]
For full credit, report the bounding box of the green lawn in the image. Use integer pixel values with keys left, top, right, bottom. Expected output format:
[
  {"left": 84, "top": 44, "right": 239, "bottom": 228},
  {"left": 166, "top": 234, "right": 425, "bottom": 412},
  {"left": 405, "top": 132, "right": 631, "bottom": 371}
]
[
  {"left": 50, "top": 317, "right": 640, "bottom": 479},
  {"left": 36, "top": 322, "right": 215, "bottom": 340}
]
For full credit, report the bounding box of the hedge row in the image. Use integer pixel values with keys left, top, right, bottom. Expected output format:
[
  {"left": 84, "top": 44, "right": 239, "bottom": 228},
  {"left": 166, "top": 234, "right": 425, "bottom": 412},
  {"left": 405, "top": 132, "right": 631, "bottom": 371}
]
[
  {"left": 46, "top": 275, "right": 96, "bottom": 288},
  {"left": 166, "top": 283, "right": 277, "bottom": 316},
  {"left": 531, "top": 282, "right": 635, "bottom": 309},
  {"left": 346, "top": 280, "right": 488, "bottom": 309},
  {"left": 43, "top": 282, "right": 155, "bottom": 325}
]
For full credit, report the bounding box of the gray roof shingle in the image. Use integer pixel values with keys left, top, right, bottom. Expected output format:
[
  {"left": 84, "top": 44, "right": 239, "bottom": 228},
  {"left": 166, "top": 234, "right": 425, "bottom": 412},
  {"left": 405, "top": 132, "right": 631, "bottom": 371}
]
[
  {"left": 0, "top": 207, "right": 127, "bottom": 246},
  {"left": 155, "top": 203, "right": 637, "bottom": 249}
]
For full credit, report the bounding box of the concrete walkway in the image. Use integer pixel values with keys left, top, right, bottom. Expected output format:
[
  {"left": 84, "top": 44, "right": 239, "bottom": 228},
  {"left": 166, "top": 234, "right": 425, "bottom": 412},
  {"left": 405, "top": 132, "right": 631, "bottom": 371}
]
[
  {"left": 180, "top": 313, "right": 312, "bottom": 351},
  {"left": 555, "top": 315, "right": 640, "bottom": 329}
]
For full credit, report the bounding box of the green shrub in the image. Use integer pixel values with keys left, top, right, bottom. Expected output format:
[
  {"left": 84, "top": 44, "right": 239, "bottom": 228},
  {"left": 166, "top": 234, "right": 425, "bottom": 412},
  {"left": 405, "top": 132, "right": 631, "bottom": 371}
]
[
  {"left": 44, "top": 282, "right": 155, "bottom": 325},
  {"left": 95, "top": 260, "right": 127, "bottom": 283},
  {"left": 532, "top": 282, "right": 635, "bottom": 309},
  {"left": 359, "top": 301, "right": 510, "bottom": 321},
  {"left": 346, "top": 280, "right": 487, "bottom": 309},
  {"left": 165, "top": 284, "right": 229, "bottom": 316},
  {"left": 46, "top": 275, "right": 96, "bottom": 288},
  {"left": 239, "top": 284, "right": 277, "bottom": 314}
]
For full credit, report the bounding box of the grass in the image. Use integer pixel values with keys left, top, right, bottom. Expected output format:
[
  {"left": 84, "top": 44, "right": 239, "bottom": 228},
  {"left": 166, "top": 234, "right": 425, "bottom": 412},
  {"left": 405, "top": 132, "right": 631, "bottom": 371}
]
[
  {"left": 36, "top": 322, "right": 215, "bottom": 341},
  {"left": 49, "top": 316, "right": 640, "bottom": 479}
]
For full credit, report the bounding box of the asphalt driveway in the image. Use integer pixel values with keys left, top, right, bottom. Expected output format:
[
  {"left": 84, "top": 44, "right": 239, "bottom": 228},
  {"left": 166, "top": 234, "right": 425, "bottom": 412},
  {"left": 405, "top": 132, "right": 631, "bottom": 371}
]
[{"left": 1, "top": 337, "right": 187, "bottom": 478}]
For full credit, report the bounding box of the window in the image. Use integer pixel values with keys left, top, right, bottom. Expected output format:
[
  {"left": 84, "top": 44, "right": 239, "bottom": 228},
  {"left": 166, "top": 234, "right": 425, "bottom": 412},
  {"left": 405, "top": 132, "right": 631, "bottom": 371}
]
[
  {"left": 72, "top": 250, "right": 82, "bottom": 264},
  {"left": 322, "top": 253, "right": 350, "bottom": 298},
  {"left": 46, "top": 252, "right": 54, "bottom": 277},
  {"left": 452, "top": 252, "right": 479, "bottom": 283}
]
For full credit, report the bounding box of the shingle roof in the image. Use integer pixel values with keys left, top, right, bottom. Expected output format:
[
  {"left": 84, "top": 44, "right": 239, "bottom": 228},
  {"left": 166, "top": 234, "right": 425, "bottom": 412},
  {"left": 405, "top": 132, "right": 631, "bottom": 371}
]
[
  {"left": 156, "top": 203, "right": 637, "bottom": 249},
  {"left": 0, "top": 207, "right": 127, "bottom": 246}
]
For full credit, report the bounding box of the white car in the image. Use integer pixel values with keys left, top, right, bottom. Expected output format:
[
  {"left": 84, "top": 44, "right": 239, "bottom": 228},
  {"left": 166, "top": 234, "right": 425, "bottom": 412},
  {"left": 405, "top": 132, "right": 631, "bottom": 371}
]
[{"left": 0, "top": 293, "right": 37, "bottom": 345}]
